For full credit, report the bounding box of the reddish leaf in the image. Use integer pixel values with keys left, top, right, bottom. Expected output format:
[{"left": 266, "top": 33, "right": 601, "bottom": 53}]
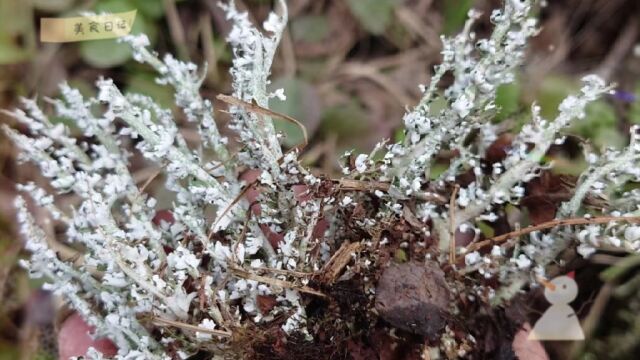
[
  {"left": 521, "top": 172, "right": 572, "bottom": 225},
  {"left": 152, "top": 209, "right": 174, "bottom": 226},
  {"left": 485, "top": 133, "right": 515, "bottom": 164},
  {"left": 58, "top": 313, "right": 118, "bottom": 359},
  {"left": 256, "top": 295, "right": 278, "bottom": 314}
]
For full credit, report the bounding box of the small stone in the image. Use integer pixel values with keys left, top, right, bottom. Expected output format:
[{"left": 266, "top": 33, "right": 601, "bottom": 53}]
[{"left": 375, "top": 261, "right": 451, "bottom": 339}]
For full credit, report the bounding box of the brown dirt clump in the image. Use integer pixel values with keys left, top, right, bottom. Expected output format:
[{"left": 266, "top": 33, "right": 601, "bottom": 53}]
[{"left": 375, "top": 261, "right": 451, "bottom": 339}]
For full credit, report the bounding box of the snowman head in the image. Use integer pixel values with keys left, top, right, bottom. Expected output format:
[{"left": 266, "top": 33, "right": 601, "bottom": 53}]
[{"left": 544, "top": 275, "right": 578, "bottom": 305}]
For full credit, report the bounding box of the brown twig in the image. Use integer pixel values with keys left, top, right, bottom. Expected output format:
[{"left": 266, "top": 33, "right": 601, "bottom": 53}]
[
  {"left": 199, "top": 13, "right": 219, "bottom": 83},
  {"left": 334, "top": 178, "right": 447, "bottom": 204},
  {"left": 337, "top": 63, "right": 414, "bottom": 106},
  {"left": 254, "top": 267, "right": 312, "bottom": 278},
  {"left": 208, "top": 180, "right": 257, "bottom": 241},
  {"left": 229, "top": 266, "right": 327, "bottom": 298},
  {"left": 336, "top": 178, "right": 390, "bottom": 192},
  {"left": 231, "top": 211, "right": 252, "bottom": 264},
  {"left": 150, "top": 315, "right": 232, "bottom": 337},
  {"left": 318, "top": 241, "right": 363, "bottom": 284},
  {"left": 163, "top": 0, "right": 189, "bottom": 60},
  {"left": 449, "top": 185, "right": 459, "bottom": 265},
  {"left": 466, "top": 215, "right": 640, "bottom": 253},
  {"left": 139, "top": 168, "right": 162, "bottom": 193},
  {"left": 217, "top": 94, "right": 308, "bottom": 150}
]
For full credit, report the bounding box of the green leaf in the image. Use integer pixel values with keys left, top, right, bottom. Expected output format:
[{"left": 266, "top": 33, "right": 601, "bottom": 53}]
[
  {"left": 0, "top": 35, "right": 32, "bottom": 64},
  {"left": 320, "top": 100, "right": 369, "bottom": 139},
  {"left": 393, "top": 128, "right": 405, "bottom": 143},
  {"left": 0, "top": 0, "right": 33, "bottom": 33},
  {"left": 130, "top": 0, "right": 165, "bottom": 19},
  {"left": 536, "top": 75, "right": 578, "bottom": 119},
  {"left": 536, "top": 75, "right": 623, "bottom": 149},
  {"left": 429, "top": 162, "right": 448, "bottom": 180},
  {"left": 125, "top": 71, "right": 175, "bottom": 109},
  {"left": 629, "top": 83, "right": 640, "bottom": 125},
  {"left": 394, "top": 249, "right": 408, "bottom": 263},
  {"left": 291, "top": 15, "right": 329, "bottom": 43},
  {"left": 601, "top": 254, "right": 640, "bottom": 282},
  {"left": 213, "top": 37, "right": 232, "bottom": 63},
  {"left": 427, "top": 94, "right": 448, "bottom": 116},
  {"left": 476, "top": 221, "right": 495, "bottom": 238},
  {"left": 298, "top": 58, "right": 330, "bottom": 82},
  {"left": 0, "top": 0, "right": 35, "bottom": 64},
  {"left": 0, "top": 342, "right": 19, "bottom": 360},
  {"left": 443, "top": 0, "right": 474, "bottom": 34},
  {"left": 79, "top": 38, "right": 132, "bottom": 68},
  {"left": 347, "top": 0, "right": 394, "bottom": 35},
  {"left": 79, "top": 0, "right": 154, "bottom": 68},
  {"left": 572, "top": 100, "right": 622, "bottom": 149},
  {"left": 32, "top": 0, "right": 74, "bottom": 12},
  {"left": 268, "top": 77, "right": 321, "bottom": 148},
  {"left": 494, "top": 80, "right": 522, "bottom": 122}
]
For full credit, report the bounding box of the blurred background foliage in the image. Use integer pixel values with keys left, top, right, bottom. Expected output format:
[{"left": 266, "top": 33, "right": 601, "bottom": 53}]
[{"left": 1, "top": 0, "right": 640, "bottom": 359}]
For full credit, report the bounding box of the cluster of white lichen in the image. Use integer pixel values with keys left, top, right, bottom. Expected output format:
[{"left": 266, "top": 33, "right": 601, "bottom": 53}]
[{"left": 5, "top": 0, "right": 640, "bottom": 358}]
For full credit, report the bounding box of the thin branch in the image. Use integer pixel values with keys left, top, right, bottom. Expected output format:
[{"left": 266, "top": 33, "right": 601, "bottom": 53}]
[
  {"left": 217, "top": 94, "right": 308, "bottom": 150},
  {"left": 318, "top": 241, "right": 363, "bottom": 284},
  {"left": 163, "top": 0, "right": 189, "bottom": 60},
  {"left": 150, "top": 316, "right": 232, "bottom": 338},
  {"left": 465, "top": 215, "right": 640, "bottom": 253},
  {"left": 229, "top": 266, "right": 327, "bottom": 298},
  {"left": 254, "top": 267, "right": 312, "bottom": 278},
  {"left": 208, "top": 180, "right": 257, "bottom": 240},
  {"left": 335, "top": 178, "right": 447, "bottom": 204},
  {"left": 139, "top": 168, "right": 163, "bottom": 193},
  {"left": 449, "top": 185, "right": 459, "bottom": 264}
]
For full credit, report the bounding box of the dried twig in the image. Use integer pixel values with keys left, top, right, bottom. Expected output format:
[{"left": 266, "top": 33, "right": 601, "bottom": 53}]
[
  {"left": 318, "top": 241, "right": 363, "bottom": 284},
  {"left": 449, "top": 185, "right": 459, "bottom": 264},
  {"left": 466, "top": 216, "right": 640, "bottom": 252},
  {"left": 337, "top": 63, "right": 414, "bottom": 106},
  {"left": 150, "top": 315, "right": 232, "bottom": 337},
  {"left": 163, "top": 0, "right": 189, "bottom": 60},
  {"left": 139, "top": 168, "right": 162, "bottom": 193},
  {"left": 335, "top": 178, "right": 447, "bottom": 204},
  {"left": 254, "top": 266, "right": 312, "bottom": 278},
  {"left": 217, "top": 94, "right": 308, "bottom": 150},
  {"left": 229, "top": 266, "right": 327, "bottom": 298},
  {"left": 208, "top": 181, "right": 257, "bottom": 241}
]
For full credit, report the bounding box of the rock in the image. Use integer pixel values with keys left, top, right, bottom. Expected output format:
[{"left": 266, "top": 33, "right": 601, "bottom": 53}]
[{"left": 375, "top": 261, "right": 450, "bottom": 338}]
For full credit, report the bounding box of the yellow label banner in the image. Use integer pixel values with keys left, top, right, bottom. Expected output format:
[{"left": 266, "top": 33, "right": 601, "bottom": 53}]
[{"left": 40, "top": 10, "right": 137, "bottom": 43}]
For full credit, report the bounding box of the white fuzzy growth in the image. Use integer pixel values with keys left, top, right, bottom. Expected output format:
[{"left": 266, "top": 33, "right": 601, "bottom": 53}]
[{"left": 6, "top": 0, "right": 640, "bottom": 356}]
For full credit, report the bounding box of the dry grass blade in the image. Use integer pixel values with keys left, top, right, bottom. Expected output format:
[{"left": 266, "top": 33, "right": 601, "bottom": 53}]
[
  {"left": 217, "top": 94, "right": 308, "bottom": 150},
  {"left": 449, "top": 185, "right": 459, "bottom": 265},
  {"left": 254, "top": 266, "right": 312, "bottom": 278},
  {"left": 229, "top": 265, "right": 327, "bottom": 298},
  {"left": 208, "top": 180, "right": 257, "bottom": 241},
  {"left": 139, "top": 168, "right": 162, "bottom": 193},
  {"left": 318, "top": 241, "right": 363, "bottom": 284},
  {"left": 151, "top": 316, "right": 232, "bottom": 337},
  {"left": 335, "top": 178, "right": 447, "bottom": 204},
  {"left": 336, "top": 178, "right": 391, "bottom": 192},
  {"left": 465, "top": 215, "right": 640, "bottom": 253}
]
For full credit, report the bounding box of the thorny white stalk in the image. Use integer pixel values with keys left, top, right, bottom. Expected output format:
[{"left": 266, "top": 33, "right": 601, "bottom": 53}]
[{"left": 6, "top": 0, "right": 640, "bottom": 358}]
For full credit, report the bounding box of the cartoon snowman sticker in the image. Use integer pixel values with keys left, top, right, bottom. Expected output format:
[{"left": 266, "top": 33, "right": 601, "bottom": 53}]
[{"left": 528, "top": 272, "right": 585, "bottom": 341}]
